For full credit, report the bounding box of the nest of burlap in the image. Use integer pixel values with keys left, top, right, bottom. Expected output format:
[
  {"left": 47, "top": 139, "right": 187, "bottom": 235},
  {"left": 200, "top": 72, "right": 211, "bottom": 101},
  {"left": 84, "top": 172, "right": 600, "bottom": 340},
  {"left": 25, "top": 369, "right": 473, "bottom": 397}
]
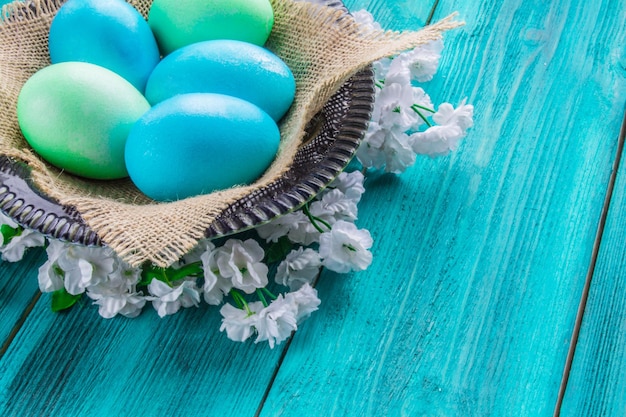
[{"left": 0, "top": 0, "right": 461, "bottom": 267}]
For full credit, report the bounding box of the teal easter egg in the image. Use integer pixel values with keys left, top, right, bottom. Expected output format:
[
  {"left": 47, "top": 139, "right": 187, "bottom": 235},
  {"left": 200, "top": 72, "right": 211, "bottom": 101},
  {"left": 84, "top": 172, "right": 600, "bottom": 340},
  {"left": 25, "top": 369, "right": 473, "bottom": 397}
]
[
  {"left": 49, "top": 0, "right": 160, "bottom": 92},
  {"left": 17, "top": 62, "right": 151, "bottom": 180},
  {"left": 125, "top": 93, "right": 280, "bottom": 201},
  {"left": 148, "top": 0, "right": 274, "bottom": 55},
  {"left": 145, "top": 40, "right": 295, "bottom": 121}
]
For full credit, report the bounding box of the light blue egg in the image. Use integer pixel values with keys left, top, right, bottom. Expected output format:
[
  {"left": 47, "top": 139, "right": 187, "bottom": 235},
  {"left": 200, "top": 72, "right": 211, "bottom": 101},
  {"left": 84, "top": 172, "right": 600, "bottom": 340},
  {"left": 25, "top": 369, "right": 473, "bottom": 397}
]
[
  {"left": 48, "top": 0, "right": 160, "bottom": 92},
  {"left": 145, "top": 40, "right": 296, "bottom": 121},
  {"left": 125, "top": 93, "right": 280, "bottom": 201}
]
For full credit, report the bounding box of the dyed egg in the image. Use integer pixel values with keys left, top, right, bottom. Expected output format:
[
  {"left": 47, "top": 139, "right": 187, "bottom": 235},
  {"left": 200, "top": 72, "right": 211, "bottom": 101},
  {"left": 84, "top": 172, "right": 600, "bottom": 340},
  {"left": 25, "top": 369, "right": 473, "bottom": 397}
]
[
  {"left": 148, "top": 0, "right": 274, "bottom": 56},
  {"left": 145, "top": 40, "right": 295, "bottom": 121},
  {"left": 48, "top": 0, "right": 160, "bottom": 92},
  {"left": 17, "top": 62, "right": 151, "bottom": 180},
  {"left": 125, "top": 93, "right": 280, "bottom": 201}
]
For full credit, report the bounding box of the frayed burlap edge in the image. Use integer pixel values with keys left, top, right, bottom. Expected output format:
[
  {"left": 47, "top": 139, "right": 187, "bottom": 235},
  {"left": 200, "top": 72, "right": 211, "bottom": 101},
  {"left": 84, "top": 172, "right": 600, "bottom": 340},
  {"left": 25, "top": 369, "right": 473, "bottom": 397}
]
[{"left": 0, "top": 0, "right": 462, "bottom": 267}]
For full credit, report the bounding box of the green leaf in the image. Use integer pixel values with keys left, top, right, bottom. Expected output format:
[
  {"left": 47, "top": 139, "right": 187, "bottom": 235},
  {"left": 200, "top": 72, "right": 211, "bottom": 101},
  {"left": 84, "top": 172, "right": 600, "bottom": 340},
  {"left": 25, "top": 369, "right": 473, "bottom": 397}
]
[
  {"left": 265, "top": 236, "right": 295, "bottom": 264},
  {"left": 0, "top": 223, "right": 21, "bottom": 244},
  {"left": 51, "top": 288, "right": 82, "bottom": 312},
  {"left": 138, "top": 263, "right": 164, "bottom": 286}
]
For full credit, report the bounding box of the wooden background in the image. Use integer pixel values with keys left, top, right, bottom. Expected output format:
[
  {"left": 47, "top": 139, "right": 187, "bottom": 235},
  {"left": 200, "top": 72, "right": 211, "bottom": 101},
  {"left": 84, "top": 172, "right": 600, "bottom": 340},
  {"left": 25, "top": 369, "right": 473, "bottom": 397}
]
[{"left": 1, "top": 0, "right": 625, "bottom": 415}]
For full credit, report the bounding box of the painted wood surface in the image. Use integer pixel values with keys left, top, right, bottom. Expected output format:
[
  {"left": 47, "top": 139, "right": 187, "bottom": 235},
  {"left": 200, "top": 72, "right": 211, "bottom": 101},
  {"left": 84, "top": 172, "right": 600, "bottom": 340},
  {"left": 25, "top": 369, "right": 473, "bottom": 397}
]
[
  {"left": 560, "top": 117, "right": 626, "bottom": 416},
  {"left": 0, "top": 0, "right": 625, "bottom": 416},
  {"left": 258, "top": 0, "right": 626, "bottom": 415},
  {"left": 0, "top": 293, "right": 287, "bottom": 416},
  {"left": 0, "top": 249, "right": 42, "bottom": 351}
]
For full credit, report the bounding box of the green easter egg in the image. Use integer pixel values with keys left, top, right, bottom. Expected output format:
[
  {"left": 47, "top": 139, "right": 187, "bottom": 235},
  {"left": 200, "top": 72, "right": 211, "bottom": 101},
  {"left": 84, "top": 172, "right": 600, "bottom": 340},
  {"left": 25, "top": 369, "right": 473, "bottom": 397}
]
[
  {"left": 17, "top": 62, "right": 150, "bottom": 179},
  {"left": 148, "top": 0, "right": 274, "bottom": 55}
]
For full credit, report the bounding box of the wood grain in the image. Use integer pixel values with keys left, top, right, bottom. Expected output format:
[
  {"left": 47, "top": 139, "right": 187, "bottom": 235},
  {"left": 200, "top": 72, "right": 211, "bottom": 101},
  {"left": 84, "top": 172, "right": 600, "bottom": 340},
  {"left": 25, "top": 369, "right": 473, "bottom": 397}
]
[
  {"left": 0, "top": 295, "right": 286, "bottom": 416},
  {"left": 560, "top": 115, "right": 626, "bottom": 416},
  {"left": 342, "top": 0, "right": 434, "bottom": 29},
  {"left": 258, "top": 0, "right": 626, "bottom": 415},
  {"left": 0, "top": 249, "right": 44, "bottom": 352},
  {"left": 0, "top": 0, "right": 625, "bottom": 416}
]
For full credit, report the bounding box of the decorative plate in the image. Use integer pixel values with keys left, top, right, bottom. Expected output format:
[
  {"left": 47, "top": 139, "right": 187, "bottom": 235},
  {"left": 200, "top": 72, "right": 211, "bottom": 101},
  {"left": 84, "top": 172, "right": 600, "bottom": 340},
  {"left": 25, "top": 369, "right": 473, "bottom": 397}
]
[{"left": 0, "top": 0, "right": 375, "bottom": 248}]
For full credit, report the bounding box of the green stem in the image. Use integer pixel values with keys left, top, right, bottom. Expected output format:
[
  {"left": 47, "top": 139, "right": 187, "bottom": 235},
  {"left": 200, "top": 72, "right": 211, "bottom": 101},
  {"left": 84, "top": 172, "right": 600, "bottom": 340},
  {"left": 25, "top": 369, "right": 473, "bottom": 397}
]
[
  {"left": 169, "top": 262, "right": 203, "bottom": 282},
  {"left": 262, "top": 287, "right": 278, "bottom": 301},
  {"left": 230, "top": 289, "right": 246, "bottom": 310},
  {"left": 412, "top": 103, "right": 435, "bottom": 113},
  {"left": 302, "top": 203, "right": 332, "bottom": 233},
  {"left": 411, "top": 105, "right": 432, "bottom": 127},
  {"left": 256, "top": 288, "right": 269, "bottom": 308}
]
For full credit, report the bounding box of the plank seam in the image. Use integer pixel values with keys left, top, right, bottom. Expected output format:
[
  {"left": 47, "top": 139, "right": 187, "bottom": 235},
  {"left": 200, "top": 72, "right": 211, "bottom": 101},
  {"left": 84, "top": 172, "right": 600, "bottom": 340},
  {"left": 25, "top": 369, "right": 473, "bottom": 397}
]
[
  {"left": 0, "top": 290, "right": 41, "bottom": 360},
  {"left": 425, "top": 0, "right": 441, "bottom": 25},
  {"left": 553, "top": 109, "right": 626, "bottom": 416},
  {"left": 254, "top": 270, "right": 322, "bottom": 417},
  {"left": 254, "top": 3, "right": 447, "bottom": 410},
  {"left": 254, "top": 332, "right": 296, "bottom": 417}
]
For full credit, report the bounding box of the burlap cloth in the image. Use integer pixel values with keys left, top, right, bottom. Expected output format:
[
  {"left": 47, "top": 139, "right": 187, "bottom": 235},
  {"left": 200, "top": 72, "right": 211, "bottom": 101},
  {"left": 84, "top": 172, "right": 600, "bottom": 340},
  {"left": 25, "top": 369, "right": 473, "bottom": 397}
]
[{"left": 0, "top": 0, "right": 460, "bottom": 267}]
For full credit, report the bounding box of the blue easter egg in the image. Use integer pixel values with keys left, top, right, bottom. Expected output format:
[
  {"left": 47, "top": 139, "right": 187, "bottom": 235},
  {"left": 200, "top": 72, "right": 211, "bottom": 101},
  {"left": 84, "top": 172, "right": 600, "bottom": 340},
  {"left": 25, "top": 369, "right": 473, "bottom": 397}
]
[
  {"left": 48, "top": 0, "right": 160, "bottom": 92},
  {"left": 145, "top": 40, "right": 295, "bottom": 121},
  {"left": 125, "top": 93, "right": 280, "bottom": 201}
]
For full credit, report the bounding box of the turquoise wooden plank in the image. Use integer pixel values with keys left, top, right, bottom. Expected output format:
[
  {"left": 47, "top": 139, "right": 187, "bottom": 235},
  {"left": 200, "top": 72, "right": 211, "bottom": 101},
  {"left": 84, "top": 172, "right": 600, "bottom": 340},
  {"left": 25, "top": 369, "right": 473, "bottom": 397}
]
[
  {"left": 259, "top": 0, "right": 626, "bottom": 415},
  {"left": 0, "top": 293, "right": 285, "bottom": 416},
  {"left": 343, "top": 0, "right": 434, "bottom": 29},
  {"left": 0, "top": 249, "right": 43, "bottom": 350},
  {"left": 560, "top": 115, "right": 626, "bottom": 416}
]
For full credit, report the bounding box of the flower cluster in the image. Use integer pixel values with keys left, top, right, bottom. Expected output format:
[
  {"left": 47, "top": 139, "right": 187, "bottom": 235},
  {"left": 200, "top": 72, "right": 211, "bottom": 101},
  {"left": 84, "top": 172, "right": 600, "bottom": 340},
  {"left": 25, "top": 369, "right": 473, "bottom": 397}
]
[
  {"left": 353, "top": 10, "right": 474, "bottom": 174},
  {"left": 0, "top": 171, "right": 372, "bottom": 348},
  {"left": 0, "top": 10, "right": 474, "bottom": 348}
]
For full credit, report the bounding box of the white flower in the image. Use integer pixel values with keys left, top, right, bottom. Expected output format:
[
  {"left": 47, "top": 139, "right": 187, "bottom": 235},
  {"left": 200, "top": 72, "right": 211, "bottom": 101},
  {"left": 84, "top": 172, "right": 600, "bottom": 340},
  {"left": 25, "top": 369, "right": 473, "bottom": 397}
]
[
  {"left": 319, "top": 221, "right": 373, "bottom": 273},
  {"left": 358, "top": 125, "right": 416, "bottom": 173},
  {"left": 285, "top": 283, "right": 321, "bottom": 321},
  {"left": 53, "top": 244, "right": 117, "bottom": 295},
  {"left": 330, "top": 170, "right": 366, "bottom": 204},
  {"left": 212, "top": 239, "right": 268, "bottom": 294},
  {"left": 432, "top": 99, "right": 474, "bottom": 131},
  {"left": 385, "top": 57, "right": 412, "bottom": 86},
  {"left": 201, "top": 247, "right": 233, "bottom": 305},
  {"left": 410, "top": 100, "right": 474, "bottom": 156},
  {"left": 221, "top": 284, "right": 321, "bottom": 346},
  {"left": 148, "top": 279, "right": 201, "bottom": 318},
  {"left": 410, "top": 124, "right": 463, "bottom": 156},
  {"left": 180, "top": 239, "right": 215, "bottom": 265},
  {"left": 309, "top": 188, "right": 358, "bottom": 224},
  {"left": 0, "top": 225, "right": 45, "bottom": 262},
  {"left": 383, "top": 128, "right": 416, "bottom": 173},
  {"left": 256, "top": 211, "right": 316, "bottom": 245},
  {"left": 109, "top": 260, "right": 142, "bottom": 288},
  {"left": 88, "top": 288, "right": 146, "bottom": 319},
  {"left": 256, "top": 211, "right": 306, "bottom": 242},
  {"left": 254, "top": 295, "right": 298, "bottom": 349},
  {"left": 85, "top": 259, "right": 145, "bottom": 318},
  {"left": 373, "top": 57, "right": 392, "bottom": 81},
  {"left": 351, "top": 9, "right": 382, "bottom": 34},
  {"left": 219, "top": 301, "right": 262, "bottom": 342},
  {"left": 357, "top": 121, "right": 387, "bottom": 169},
  {"left": 37, "top": 239, "right": 66, "bottom": 292},
  {"left": 275, "top": 247, "right": 322, "bottom": 290},
  {"left": 373, "top": 82, "right": 421, "bottom": 130},
  {"left": 397, "top": 39, "right": 443, "bottom": 82}
]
